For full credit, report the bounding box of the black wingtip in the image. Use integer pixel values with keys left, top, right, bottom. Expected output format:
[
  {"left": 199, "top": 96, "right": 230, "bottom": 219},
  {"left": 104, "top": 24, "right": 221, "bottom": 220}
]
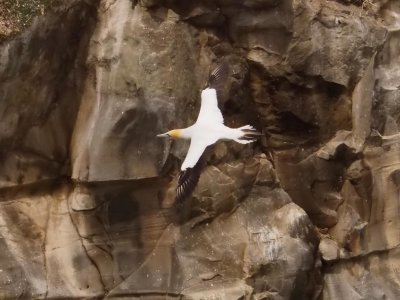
[
  {"left": 174, "top": 145, "right": 214, "bottom": 205},
  {"left": 175, "top": 167, "right": 201, "bottom": 204},
  {"left": 206, "top": 62, "right": 229, "bottom": 91},
  {"left": 241, "top": 129, "right": 264, "bottom": 137}
]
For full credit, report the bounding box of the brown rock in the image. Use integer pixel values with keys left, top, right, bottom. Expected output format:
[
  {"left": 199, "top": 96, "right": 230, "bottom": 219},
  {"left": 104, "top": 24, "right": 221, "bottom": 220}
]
[
  {"left": 319, "top": 238, "right": 340, "bottom": 261},
  {"left": 0, "top": 0, "right": 98, "bottom": 188},
  {"left": 71, "top": 2, "right": 211, "bottom": 181}
]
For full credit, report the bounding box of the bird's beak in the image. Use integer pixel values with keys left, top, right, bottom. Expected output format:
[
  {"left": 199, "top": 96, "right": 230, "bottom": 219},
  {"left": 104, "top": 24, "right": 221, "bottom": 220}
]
[{"left": 156, "top": 132, "right": 169, "bottom": 138}]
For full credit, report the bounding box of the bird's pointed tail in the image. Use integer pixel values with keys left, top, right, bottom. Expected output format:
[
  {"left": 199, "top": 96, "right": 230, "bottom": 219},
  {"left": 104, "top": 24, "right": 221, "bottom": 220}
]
[{"left": 236, "top": 125, "right": 263, "bottom": 144}]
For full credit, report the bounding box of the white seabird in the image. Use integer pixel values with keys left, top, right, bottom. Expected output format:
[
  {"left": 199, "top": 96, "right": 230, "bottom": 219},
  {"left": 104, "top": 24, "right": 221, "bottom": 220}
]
[{"left": 157, "top": 63, "right": 261, "bottom": 203}]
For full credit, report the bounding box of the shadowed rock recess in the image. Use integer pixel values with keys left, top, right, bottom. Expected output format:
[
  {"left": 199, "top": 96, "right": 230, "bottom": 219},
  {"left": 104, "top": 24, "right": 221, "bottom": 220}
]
[{"left": 0, "top": 0, "right": 399, "bottom": 299}]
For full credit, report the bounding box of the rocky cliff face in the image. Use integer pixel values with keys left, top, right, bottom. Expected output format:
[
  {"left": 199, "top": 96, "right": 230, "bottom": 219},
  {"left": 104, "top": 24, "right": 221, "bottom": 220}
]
[{"left": 0, "top": 0, "right": 399, "bottom": 299}]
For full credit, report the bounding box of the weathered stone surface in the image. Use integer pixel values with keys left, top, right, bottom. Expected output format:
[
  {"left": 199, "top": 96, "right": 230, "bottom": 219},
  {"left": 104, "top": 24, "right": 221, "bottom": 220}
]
[
  {"left": 0, "top": 0, "right": 399, "bottom": 299},
  {"left": 0, "top": 185, "right": 104, "bottom": 298},
  {"left": 317, "top": 2, "right": 400, "bottom": 298},
  {"left": 104, "top": 179, "right": 317, "bottom": 299},
  {"left": 289, "top": 0, "right": 386, "bottom": 86},
  {"left": 0, "top": 0, "right": 98, "bottom": 188},
  {"left": 323, "top": 248, "right": 400, "bottom": 300},
  {"left": 0, "top": 160, "right": 317, "bottom": 299},
  {"left": 71, "top": 0, "right": 208, "bottom": 181}
]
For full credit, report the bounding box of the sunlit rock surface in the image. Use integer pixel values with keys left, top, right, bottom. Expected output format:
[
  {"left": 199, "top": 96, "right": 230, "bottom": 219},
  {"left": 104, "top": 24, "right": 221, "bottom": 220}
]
[{"left": 0, "top": 0, "right": 399, "bottom": 299}]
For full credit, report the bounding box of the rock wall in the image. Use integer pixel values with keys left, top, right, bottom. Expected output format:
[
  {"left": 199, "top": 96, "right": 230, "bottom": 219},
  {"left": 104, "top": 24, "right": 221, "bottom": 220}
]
[{"left": 0, "top": 0, "right": 399, "bottom": 299}]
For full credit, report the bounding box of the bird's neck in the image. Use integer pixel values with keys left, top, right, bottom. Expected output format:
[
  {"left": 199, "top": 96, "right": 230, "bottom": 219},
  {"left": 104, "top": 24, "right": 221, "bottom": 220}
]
[{"left": 179, "top": 127, "right": 193, "bottom": 139}]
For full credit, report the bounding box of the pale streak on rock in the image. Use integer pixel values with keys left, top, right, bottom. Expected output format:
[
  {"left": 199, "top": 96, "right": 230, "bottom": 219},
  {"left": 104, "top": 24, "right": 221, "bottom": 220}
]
[
  {"left": 351, "top": 53, "right": 376, "bottom": 149},
  {"left": 71, "top": 0, "right": 204, "bottom": 182}
]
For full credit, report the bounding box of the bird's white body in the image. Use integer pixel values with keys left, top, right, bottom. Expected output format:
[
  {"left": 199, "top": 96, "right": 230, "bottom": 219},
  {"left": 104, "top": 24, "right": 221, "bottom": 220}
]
[{"left": 179, "top": 88, "right": 255, "bottom": 171}]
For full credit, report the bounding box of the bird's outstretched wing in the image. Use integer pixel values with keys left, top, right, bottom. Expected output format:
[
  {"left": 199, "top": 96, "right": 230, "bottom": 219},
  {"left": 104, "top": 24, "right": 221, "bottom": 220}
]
[
  {"left": 175, "top": 63, "right": 229, "bottom": 203},
  {"left": 196, "top": 63, "right": 229, "bottom": 125},
  {"left": 206, "top": 62, "right": 229, "bottom": 98},
  {"left": 176, "top": 140, "right": 213, "bottom": 203}
]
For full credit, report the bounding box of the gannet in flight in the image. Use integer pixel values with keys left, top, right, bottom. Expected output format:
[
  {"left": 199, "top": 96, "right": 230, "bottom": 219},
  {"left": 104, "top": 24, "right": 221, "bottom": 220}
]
[{"left": 157, "top": 63, "right": 261, "bottom": 203}]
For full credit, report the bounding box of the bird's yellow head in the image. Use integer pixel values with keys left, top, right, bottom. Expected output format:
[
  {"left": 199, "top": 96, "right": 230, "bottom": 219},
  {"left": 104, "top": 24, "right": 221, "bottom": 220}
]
[
  {"left": 156, "top": 129, "right": 182, "bottom": 139},
  {"left": 168, "top": 129, "right": 182, "bottom": 139}
]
